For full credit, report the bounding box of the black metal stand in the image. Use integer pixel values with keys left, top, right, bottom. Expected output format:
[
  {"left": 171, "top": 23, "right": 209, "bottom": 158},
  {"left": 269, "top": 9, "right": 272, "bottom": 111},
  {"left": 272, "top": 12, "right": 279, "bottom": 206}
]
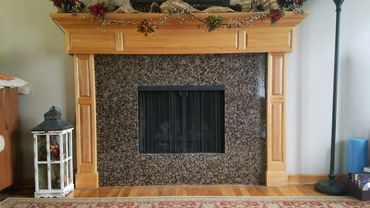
[{"left": 314, "top": 0, "right": 347, "bottom": 196}]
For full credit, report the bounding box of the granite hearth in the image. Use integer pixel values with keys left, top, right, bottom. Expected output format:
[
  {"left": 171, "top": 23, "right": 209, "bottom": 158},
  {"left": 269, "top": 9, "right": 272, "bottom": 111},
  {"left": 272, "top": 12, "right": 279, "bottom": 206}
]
[{"left": 95, "top": 54, "right": 267, "bottom": 186}]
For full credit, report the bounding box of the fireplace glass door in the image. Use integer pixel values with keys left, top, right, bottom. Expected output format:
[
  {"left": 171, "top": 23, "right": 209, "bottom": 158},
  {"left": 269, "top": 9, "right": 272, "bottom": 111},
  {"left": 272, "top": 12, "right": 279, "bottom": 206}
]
[{"left": 139, "top": 86, "right": 225, "bottom": 154}]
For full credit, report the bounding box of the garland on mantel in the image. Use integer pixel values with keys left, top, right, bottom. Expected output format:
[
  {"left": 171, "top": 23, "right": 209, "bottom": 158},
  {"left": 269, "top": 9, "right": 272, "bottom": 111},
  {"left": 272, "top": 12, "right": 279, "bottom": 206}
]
[{"left": 50, "top": 0, "right": 306, "bottom": 36}]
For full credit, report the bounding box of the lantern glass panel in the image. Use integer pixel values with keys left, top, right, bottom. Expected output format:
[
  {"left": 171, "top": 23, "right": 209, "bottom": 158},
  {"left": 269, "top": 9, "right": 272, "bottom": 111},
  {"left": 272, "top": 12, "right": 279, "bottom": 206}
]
[
  {"left": 51, "top": 164, "right": 61, "bottom": 189},
  {"left": 63, "top": 134, "right": 68, "bottom": 160},
  {"left": 37, "top": 135, "right": 47, "bottom": 162},
  {"left": 50, "top": 135, "right": 61, "bottom": 161},
  {"left": 68, "top": 160, "right": 73, "bottom": 184},
  {"left": 64, "top": 161, "right": 68, "bottom": 187},
  {"left": 68, "top": 134, "right": 72, "bottom": 158},
  {"left": 38, "top": 164, "right": 48, "bottom": 189}
]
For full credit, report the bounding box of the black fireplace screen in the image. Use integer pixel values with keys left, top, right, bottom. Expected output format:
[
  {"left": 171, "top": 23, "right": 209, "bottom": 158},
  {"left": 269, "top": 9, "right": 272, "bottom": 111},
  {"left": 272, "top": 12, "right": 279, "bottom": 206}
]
[{"left": 139, "top": 86, "right": 225, "bottom": 154}]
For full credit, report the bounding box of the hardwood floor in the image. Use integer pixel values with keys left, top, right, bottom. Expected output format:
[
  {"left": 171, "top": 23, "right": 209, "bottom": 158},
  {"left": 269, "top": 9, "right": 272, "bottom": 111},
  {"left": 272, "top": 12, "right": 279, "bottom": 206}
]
[
  {"left": 0, "top": 185, "right": 328, "bottom": 200},
  {"left": 72, "top": 185, "right": 325, "bottom": 198}
]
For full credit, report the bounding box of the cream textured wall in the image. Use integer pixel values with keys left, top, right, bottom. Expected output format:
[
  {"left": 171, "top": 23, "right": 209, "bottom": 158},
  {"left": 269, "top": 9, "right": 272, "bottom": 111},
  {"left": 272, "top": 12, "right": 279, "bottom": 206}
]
[
  {"left": 0, "top": 1, "right": 74, "bottom": 179},
  {"left": 0, "top": 0, "right": 369, "bottom": 179},
  {"left": 287, "top": 0, "right": 370, "bottom": 174}
]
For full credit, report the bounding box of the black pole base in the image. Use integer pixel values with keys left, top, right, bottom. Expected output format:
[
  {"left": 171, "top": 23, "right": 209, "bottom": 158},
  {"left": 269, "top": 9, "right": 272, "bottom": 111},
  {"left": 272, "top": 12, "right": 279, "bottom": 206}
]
[{"left": 314, "top": 179, "right": 348, "bottom": 195}]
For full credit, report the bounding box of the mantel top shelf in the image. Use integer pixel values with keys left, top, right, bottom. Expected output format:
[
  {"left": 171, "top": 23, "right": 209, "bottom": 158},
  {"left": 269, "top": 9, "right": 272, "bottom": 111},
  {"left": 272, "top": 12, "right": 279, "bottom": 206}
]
[{"left": 51, "top": 11, "right": 307, "bottom": 29}]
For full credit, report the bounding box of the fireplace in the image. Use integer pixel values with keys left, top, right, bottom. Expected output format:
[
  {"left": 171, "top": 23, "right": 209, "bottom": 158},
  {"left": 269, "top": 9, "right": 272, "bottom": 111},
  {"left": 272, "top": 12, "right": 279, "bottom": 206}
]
[
  {"left": 51, "top": 12, "right": 306, "bottom": 188},
  {"left": 95, "top": 54, "right": 266, "bottom": 186},
  {"left": 138, "top": 85, "right": 225, "bottom": 154}
]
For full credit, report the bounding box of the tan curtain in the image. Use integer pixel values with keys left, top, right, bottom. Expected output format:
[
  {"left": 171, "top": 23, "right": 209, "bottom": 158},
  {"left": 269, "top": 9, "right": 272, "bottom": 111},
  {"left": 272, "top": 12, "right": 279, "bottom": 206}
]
[{"left": 239, "top": 0, "right": 279, "bottom": 11}]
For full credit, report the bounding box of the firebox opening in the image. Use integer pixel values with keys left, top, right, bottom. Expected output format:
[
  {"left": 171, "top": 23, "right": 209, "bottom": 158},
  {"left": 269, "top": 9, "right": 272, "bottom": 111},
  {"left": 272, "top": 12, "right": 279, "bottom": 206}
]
[{"left": 138, "top": 85, "right": 225, "bottom": 154}]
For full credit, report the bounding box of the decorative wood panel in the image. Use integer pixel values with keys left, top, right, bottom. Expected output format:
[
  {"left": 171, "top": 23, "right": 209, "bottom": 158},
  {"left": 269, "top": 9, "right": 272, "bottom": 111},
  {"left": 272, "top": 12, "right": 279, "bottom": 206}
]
[
  {"left": 69, "top": 30, "right": 116, "bottom": 53},
  {"left": 77, "top": 57, "right": 91, "bottom": 97},
  {"left": 74, "top": 54, "right": 99, "bottom": 188},
  {"left": 123, "top": 29, "right": 237, "bottom": 53},
  {"left": 271, "top": 102, "right": 283, "bottom": 162},
  {"left": 266, "top": 53, "right": 287, "bottom": 186},
  {"left": 114, "top": 32, "right": 124, "bottom": 51},
  {"left": 245, "top": 27, "right": 293, "bottom": 52},
  {"left": 237, "top": 31, "right": 247, "bottom": 50},
  {"left": 271, "top": 54, "right": 284, "bottom": 95},
  {"left": 80, "top": 105, "right": 92, "bottom": 164},
  {"left": 61, "top": 28, "right": 297, "bottom": 54}
]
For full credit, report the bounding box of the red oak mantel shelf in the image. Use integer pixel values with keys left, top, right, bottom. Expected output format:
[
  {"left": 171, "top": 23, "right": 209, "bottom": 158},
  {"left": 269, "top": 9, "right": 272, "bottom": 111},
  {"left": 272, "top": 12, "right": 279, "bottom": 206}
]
[
  {"left": 51, "top": 12, "right": 307, "bottom": 54},
  {"left": 50, "top": 12, "right": 307, "bottom": 188}
]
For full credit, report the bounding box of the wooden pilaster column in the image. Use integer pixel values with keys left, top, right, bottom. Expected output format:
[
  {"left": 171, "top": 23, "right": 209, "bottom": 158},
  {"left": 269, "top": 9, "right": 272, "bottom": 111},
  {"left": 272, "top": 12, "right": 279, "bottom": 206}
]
[
  {"left": 74, "top": 54, "right": 99, "bottom": 188},
  {"left": 266, "top": 53, "right": 288, "bottom": 186}
]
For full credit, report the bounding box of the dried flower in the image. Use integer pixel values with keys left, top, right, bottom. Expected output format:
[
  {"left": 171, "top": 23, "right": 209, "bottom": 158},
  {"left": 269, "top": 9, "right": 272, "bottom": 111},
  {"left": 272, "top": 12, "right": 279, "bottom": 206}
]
[
  {"left": 294, "top": 0, "right": 304, "bottom": 5},
  {"left": 89, "top": 3, "right": 107, "bottom": 18},
  {"left": 137, "top": 19, "right": 155, "bottom": 36},
  {"left": 52, "top": 0, "right": 62, "bottom": 7},
  {"left": 270, "top": 9, "right": 282, "bottom": 24}
]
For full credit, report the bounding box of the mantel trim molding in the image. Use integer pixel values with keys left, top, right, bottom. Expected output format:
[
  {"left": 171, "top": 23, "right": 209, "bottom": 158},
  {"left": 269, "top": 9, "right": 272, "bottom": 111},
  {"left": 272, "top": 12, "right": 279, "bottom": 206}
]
[
  {"left": 51, "top": 12, "right": 306, "bottom": 188},
  {"left": 51, "top": 12, "right": 306, "bottom": 55}
]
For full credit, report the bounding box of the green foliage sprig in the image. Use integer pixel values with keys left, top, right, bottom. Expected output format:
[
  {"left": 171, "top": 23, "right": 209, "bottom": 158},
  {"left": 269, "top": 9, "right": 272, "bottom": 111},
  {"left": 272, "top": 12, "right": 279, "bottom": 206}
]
[{"left": 205, "top": 16, "right": 224, "bottom": 32}]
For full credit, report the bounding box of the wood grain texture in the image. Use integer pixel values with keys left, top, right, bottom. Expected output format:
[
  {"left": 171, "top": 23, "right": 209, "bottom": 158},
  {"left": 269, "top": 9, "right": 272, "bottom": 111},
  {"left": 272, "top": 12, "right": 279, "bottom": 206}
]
[
  {"left": 77, "top": 57, "right": 91, "bottom": 97},
  {"left": 266, "top": 53, "right": 287, "bottom": 187},
  {"left": 70, "top": 30, "right": 116, "bottom": 53},
  {"left": 80, "top": 105, "right": 92, "bottom": 164},
  {"left": 237, "top": 31, "right": 247, "bottom": 50},
  {"left": 271, "top": 54, "right": 284, "bottom": 96},
  {"left": 74, "top": 55, "right": 99, "bottom": 189},
  {"left": 114, "top": 32, "right": 124, "bottom": 52},
  {"left": 1, "top": 177, "right": 330, "bottom": 198},
  {"left": 271, "top": 103, "right": 283, "bottom": 162},
  {"left": 72, "top": 184, "right": 324, "bottom": 197},
  {"left": 288, "top": 174, "right": 347, "bottom": 186},
  {"left": 50, "top": 12, "right": 306, "bottom": 54},
  {"left": 0, "top": 88, "right": 19, "bottom": 190}
]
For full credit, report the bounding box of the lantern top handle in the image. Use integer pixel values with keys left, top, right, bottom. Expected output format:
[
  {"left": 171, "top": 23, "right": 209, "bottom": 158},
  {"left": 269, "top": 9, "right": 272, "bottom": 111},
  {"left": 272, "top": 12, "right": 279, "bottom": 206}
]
[{"left": 44, "top": 106, "right": 62, "bottom": 120}]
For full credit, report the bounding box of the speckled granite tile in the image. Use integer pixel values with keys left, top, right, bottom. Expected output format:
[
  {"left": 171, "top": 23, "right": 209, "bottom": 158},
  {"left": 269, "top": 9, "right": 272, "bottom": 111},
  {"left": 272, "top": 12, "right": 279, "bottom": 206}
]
[{"left": 95, "top": 54, "right": 267, "bottom": 186}]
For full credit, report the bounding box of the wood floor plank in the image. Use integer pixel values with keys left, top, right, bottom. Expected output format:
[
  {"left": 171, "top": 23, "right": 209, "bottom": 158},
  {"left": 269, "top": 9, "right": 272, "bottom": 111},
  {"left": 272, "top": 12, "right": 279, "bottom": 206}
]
[
  {"left": 174, "top": 186, "right": 186, "bottom": 196},
  {"left": 106, "top": 188, "right": 120, "bottom": 197},
  {"left": 117, "top": 187, "right": 131, "bottom": 197},
  {"left": 245, "top": 187, "right": 265, "bottom": 196},
  {"left": 270, "top": 187, "right": 284, "bottom": 196},
  {"left": 238, "top": 186, "right": 251, "bottom": 196},
  {"left": 275, "top": 187, "right": 293, "bottom": 196},
  {"left": 265, "top": 188, "right": 279, "bottom": 196}
]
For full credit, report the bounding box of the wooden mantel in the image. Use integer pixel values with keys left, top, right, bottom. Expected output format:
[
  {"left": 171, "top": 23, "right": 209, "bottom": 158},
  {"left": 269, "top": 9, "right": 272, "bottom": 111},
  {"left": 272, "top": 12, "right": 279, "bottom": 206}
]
[
  {"left": 51, "top": 12, "right": 306, "bottom": 188},
  {"left": 51, "top": 12, "right": 306, "bottom": 54}
]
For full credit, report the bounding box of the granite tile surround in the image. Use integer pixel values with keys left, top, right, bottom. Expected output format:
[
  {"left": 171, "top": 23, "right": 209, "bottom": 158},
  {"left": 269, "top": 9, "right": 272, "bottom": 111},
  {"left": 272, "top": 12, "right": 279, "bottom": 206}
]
[{"left": 95, "top": 54, "right": 267, "bottom": 186}]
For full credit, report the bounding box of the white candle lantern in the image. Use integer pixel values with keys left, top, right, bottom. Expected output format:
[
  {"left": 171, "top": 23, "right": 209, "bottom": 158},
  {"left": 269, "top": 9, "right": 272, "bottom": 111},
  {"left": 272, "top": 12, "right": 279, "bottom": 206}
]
[{"left": 32, "top": 106, "right": 74, "bottom": 198}]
